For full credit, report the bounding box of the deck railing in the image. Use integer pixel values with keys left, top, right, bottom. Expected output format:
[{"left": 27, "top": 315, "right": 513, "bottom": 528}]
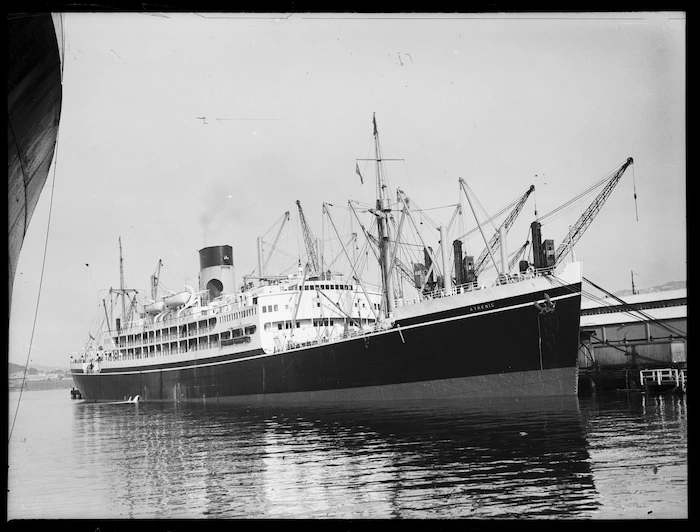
[{"left": 394, "top": 269, "right": 548, "bottom": 309}]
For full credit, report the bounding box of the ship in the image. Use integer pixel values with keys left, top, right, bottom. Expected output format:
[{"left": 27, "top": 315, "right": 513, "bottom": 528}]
[
  {"left": 69, "top": 115, "right": 583, "bottom": 404},
  {"left": 8, "top": 12, "right": 63, "bottom": 315}
]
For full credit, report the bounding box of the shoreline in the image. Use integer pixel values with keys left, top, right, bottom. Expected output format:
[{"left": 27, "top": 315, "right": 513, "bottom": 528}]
[{"left": 9, "top": 378, "right": 75, "bottom": 392}]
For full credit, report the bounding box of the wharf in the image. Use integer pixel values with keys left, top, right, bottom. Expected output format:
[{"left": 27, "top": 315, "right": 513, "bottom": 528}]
[
  {"left": 578, "top": 365, "right": 687, "bottom": 395},
  {"left": 577, "top": 287, "right": 686, "bottom": 395},
  {"left": 639, "top": 367, "right": 687, "bottom": 394}
]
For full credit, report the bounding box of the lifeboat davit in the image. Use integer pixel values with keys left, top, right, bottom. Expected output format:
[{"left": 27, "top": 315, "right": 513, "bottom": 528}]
[{"left": 144, "top": 300, "right": 165, "bottom": 315}]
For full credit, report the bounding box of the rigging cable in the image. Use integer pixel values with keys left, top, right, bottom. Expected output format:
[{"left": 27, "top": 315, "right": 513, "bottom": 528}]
[
  {"left": 537, "top": 161, "right": 627, "bottom": 227},
  {"left": 455, "top": 186, "right": 526, "bottom": 241},
  {"left": 632, "top": 164, "right": 639, "bottom": 221},
  {"left": 582, "top": 276, "right": 685, "bottom": 338},
  {"left": 9, "top": 122, "right": 62, "bottom": 445},
  {"left": 543, "top": 273, "right": 686, "bottom": 339}
]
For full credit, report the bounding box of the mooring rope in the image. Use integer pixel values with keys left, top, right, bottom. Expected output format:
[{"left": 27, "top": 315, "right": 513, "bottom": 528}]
[{"left": 9, "top": 122, "right": 62, "bottom": 444}]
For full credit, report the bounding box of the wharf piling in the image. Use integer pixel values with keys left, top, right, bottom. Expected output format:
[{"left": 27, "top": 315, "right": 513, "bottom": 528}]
[
  {"left": 640, "top": 368, "right": 687, "bottom": 394},
  {"left": 578, "top": 365, "right": 687, "bottom": 395}
]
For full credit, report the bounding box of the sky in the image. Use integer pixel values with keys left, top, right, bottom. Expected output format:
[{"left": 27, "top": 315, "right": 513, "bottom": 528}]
[{"left": 8, "top": 12, "right": 686, "bottom": 368}]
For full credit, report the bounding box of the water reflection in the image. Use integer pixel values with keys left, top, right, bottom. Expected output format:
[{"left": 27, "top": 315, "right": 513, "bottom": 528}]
[
  {"left": 70, "top": 395, "right": 599, "bottom": 518},
  {"left": 578, "top": 392, "right": 688, "bottom": 519}
]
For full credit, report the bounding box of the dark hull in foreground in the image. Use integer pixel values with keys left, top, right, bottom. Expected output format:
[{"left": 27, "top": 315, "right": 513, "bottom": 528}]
[
  {"left": 71, "top": 282, "right": 581, "bottom": 404},
  {"left": 8, "top": 13, "right": 63, "bottom": 311}
]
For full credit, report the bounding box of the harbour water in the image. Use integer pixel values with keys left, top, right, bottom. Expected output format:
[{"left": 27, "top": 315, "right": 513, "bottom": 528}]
[{"left": 7, "top": 387, "right": 687, "bottom": 521}]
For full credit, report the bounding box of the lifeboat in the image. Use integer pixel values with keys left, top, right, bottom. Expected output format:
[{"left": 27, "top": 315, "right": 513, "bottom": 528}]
[
  {"left": 164, "top": 289, "right": 192, "bottom": 309},
  {"left": 144, "top": 300, "right": 165, "bottom": 315}
]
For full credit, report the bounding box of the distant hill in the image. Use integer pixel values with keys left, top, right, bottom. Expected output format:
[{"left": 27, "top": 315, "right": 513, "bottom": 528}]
[
  {"left": 9, "top": 362, "right": 66, "bottom": 375},
  {"left": 615, "top": 280, "right": 686, "bottom": 297},
  {"left": 9, "top": 362, "right": 37, "bottom": 375}
]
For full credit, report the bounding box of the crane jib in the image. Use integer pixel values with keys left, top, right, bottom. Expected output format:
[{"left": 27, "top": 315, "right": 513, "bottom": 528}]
[{"left": 554, "top": 157, "right": 634, "bottom": 265}]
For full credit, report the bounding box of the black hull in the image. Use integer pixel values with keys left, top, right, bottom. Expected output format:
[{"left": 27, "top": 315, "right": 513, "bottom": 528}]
[
  {"left": 8, "top": 13, "right": 63, "bottom": 312},
  {"left": 72, "top": 283, "right": 582, "bottom": 403}
]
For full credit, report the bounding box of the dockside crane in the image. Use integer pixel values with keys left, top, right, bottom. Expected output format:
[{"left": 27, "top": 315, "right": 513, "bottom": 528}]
[
  {"left": 296, "top": 200, "right": 320, "bottom": 276},
  {"left": 462, "top": 183, "right": 535, "bottom": 276},
  {"left": 507, "top": 240, "right": 530, "bottom": 273},
  {"left": 553, "top": 157, "right": 634, "bottom": 266}
]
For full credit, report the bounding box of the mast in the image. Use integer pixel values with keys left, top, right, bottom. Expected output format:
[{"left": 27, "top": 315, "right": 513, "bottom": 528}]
[
  {"left": 440, "top": 225, "right": 452, "bottom": 292},
  {"left": 499, "top": 226, "right": 508, "bottom": 275},
  {"left": 257, "top": 236, "right": 264, "bottom": 280},
  {"left": 103, "top": 298, "right": 112, "bottom": 337},
  {"left": 119, "top": 237, "right": 126, "bottom": 321},
  {"left": 373, "top": 113, "right": 394, "bottom": 316}
]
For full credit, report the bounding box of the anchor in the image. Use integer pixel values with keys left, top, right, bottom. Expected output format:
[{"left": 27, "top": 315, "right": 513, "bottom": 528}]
[{"left": 534, "top": 293, "right": 556, "bottom": 314}]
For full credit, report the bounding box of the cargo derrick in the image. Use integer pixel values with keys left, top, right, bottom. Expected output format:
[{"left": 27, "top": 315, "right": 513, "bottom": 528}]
[
  {"left": 553, "top": 157, "right": 634, "bottom": 267},
  {"left": 473, "top": 184, "right": 535, "bottom": 276},
  {"left": 455, "top": 183, "right": 535, "bottom": 283},
  {"left": 529, "top": 157, "right": 634, "bottom": 270},
  {"left": 508, "top": 240, "right": 530, "bottom": 273}
]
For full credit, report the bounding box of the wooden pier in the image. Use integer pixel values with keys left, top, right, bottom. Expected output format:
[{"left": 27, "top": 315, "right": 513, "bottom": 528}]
[
  {"left": 640, "top": 368, "right": 687, "bottom": 394},
  {"left": 577, "top": 286, "right": 686, "bottom": 396},
  {"left": 578, "top": 366, "right": 686, "bottom": 395}
]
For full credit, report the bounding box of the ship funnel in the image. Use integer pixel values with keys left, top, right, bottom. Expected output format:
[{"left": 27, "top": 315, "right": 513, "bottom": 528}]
[{"left": 198, "top": 245, "right": 236, "bottom": 299}]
